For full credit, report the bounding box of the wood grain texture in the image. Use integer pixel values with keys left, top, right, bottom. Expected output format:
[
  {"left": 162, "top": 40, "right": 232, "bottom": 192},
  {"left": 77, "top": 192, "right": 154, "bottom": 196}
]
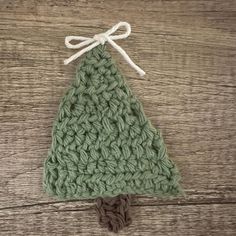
[
  {"left": 0, "top": 0, "right": 236, "bottom": 235},
  {"left": 1, "top": 204, "right": 236, "bottom": 236}
]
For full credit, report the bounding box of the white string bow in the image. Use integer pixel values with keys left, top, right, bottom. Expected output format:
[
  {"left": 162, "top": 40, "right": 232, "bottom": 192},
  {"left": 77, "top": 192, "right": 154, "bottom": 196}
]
[{"left": 64, "top": 22, "right": 145, "bottom": 77}]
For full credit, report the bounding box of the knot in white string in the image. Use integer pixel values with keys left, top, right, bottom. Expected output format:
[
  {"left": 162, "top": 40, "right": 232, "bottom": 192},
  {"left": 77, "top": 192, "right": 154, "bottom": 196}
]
[
  {"left": 93, "top": 33, "right": 107, "bottom": 45},
  {"left": 64, "top": 22, "right": 145, "bottom": 77}
]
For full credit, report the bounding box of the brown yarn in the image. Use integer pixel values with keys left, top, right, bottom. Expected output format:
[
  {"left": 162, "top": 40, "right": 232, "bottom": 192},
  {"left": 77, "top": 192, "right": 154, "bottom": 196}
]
[{"left": 95, "top": 194, "right": 132, "bottom": 233}]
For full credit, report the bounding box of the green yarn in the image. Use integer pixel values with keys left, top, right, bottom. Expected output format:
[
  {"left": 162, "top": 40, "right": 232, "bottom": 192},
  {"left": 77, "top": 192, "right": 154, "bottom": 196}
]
[{"left": 43, "top": 45, "right": 182, "bottom": 200}]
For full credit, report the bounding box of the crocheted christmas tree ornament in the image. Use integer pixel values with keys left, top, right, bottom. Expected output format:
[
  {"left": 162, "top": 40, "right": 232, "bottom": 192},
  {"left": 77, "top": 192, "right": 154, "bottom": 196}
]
[
  {"left": 44, "top": 22, "right": 182, "bottom": 232},
  {"left": 44, "top": 45, "right": 181, "bottom": 200}
]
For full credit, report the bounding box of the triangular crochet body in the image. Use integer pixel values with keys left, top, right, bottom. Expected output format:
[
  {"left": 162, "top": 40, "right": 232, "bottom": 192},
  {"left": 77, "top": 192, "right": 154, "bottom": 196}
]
[{"left": 44, "top": 45, "right": 181, "bottom": 200}]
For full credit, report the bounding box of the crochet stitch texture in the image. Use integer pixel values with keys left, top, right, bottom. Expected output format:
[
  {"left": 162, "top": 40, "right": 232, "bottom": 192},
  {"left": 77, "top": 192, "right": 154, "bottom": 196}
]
[{"left": 44, "top": 45, "right": 182, "bottom": 199}]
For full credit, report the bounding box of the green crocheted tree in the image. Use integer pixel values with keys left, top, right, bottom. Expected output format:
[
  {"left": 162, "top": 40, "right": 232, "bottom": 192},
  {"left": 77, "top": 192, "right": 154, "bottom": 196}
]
[
  {"left": 44, "top": 44, "right": 182, "bottom": 233},
  {"left": 44, "top": 45, "right": 181, "bottom": 200}
]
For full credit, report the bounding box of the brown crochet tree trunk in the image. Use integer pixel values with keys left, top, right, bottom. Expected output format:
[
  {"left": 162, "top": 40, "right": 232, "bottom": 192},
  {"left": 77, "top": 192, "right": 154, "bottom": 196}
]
[{"left": 95, "top": 194, "right": 132, "bottom": 233}]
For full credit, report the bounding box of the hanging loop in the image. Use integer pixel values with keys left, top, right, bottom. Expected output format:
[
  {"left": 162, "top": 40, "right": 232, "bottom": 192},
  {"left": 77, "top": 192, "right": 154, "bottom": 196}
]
[{"left": 64, "top": 22, "right": 145, "bottom": 77}]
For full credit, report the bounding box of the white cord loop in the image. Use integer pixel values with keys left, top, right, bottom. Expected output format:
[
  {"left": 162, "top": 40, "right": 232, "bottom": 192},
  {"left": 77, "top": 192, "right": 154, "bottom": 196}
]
[{"left": 64, "top": 22, "right": 145, "bottom": 77}]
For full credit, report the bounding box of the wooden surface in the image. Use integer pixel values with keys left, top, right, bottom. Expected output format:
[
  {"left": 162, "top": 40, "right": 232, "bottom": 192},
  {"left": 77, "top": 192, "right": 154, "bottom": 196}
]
[{"left": 0, "top": 0, "right": 236, "bottom": 235}]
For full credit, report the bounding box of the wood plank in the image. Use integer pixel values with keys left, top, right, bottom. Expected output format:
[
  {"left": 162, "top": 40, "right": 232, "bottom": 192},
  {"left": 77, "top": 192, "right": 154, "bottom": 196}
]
[
  {"left": 0, "top": 0, "right": 235, "bottom": 209},
  {"left": 0, "top": 0, "right": 236, "bottom": 234},
  {"left": 0, "top": 204, "right": 235, "bottom": 235}
]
